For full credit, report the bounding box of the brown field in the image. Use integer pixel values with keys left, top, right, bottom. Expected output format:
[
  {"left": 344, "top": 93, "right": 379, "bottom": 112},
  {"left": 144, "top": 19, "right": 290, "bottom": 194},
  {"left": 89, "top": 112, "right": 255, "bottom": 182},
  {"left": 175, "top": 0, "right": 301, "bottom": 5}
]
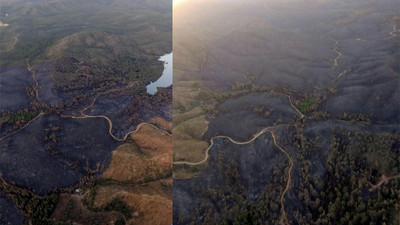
[
  {"left": 51, "top": 194, "right": 123, "bottom": 225},
  {"left": 51, "top": 119, "right": 172, "bottom": 225},
  {"left": 173, "top": 114, "right": 210, "bottom": 163},
  {"left": 150, "top": 117, "right": 173, "bottom": 133},
  {"left": 94, "top": 180, "right": 172, "bottom": 225},
  {"left": 102, "top": 122, "right": 172, "bottom": 183}
]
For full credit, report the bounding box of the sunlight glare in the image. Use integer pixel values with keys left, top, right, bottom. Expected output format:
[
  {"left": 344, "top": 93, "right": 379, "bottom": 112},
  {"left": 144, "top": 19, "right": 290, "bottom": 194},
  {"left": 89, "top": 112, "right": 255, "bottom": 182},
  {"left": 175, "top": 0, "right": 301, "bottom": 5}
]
[{"left": 173, "top": 0, "right": 190, "bottom": 8}]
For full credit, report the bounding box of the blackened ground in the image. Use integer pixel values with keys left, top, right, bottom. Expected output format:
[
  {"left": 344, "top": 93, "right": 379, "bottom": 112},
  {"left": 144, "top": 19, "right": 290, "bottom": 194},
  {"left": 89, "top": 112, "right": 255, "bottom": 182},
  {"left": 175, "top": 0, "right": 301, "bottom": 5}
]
[
  {"left": 321, "top": 36, "right": 400, "bottom": 123},
  {"left": 204, "top": 92, "right": 299, "bottom": 141},
  {"left": 0, "top": 114, "right": 118, "bottom": 195},
  {"left": 35, "top": 61, "right": 73, "bottom": 106},
  {"left": 0, "top": 190, "right": 25, "bottom": 225},
  {"left": 175, "top": 120, "right": 400, "bottom": 224},
  {"left": 173, "top": 0, "right": 400, "bottom": 223},
  {"left": 0, "top": 66, "right": 33, "bottom": 112},
  {"left": 285, "top": 121, "right": 400, "bottom": 223},
  {"left": 174, "top": 132, "right": 287, "bottom": 224},
  {"left": 85, "top": 86, "right": 172, "bottom": 139}
]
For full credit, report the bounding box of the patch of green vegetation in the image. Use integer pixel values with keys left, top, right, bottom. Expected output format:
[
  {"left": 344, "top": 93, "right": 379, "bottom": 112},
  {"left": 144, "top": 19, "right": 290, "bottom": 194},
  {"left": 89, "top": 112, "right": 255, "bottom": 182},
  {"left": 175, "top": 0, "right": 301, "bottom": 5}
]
[
  {"left": 8, "top": 111, "right": 37, "bottom": 123},
  {"left": 297, "top": 99, "right": 316, "bottom": 114}
]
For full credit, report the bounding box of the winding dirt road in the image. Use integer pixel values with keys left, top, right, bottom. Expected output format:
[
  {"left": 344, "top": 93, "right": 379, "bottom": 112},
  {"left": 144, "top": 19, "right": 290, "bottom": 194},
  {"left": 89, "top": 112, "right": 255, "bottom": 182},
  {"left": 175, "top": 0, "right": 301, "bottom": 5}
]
[
  {"left": 174, "top": 125, "right": 294, "bottom": 225},
  {"left": 174, "top": 92, "right": 303, "bottom": 166},
  {"left": 329, "top": 36, "right": 342, "bottom": 68},
  {"left": 325, "top": 36, "right": 353, "bottom": 89},
  {"left": 174, "top": 124, "right": 287, "bottom": 166},
  {"left": 173, "top": 91, "right": 304, "bottom": 223},
  {"left": 62, "top": 113, "right": 171, "bottom": 142},
  {"left": 327, "top": 66, "right": 351, "bottom": 88},
  {"left": 270, "top": 130, "right": 294, "bottom": 225},
  {"left": 61, "top": 82, "right": 171, "bottom": 141},
  {"left": 173, "top": 91, "right": 304, "bottom": 224},
  {"left": 1, "top": 80, "right": 170, "bottom": 144},
  {"left": 176, "top": 127, "right": 269, "bottom": 165},
  {"left": 0, "top": 59, "right": 47, "bottom": 141},
  {"left": 26, "top": 59, "right": 43, "bottom": 103}
]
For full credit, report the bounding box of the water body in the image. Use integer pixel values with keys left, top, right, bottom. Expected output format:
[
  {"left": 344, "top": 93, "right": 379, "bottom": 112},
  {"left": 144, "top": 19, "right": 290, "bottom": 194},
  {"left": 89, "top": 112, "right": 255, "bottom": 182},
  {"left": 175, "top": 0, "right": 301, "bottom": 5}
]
[{"left": 146, "top": 52, "right": 172, "bottom": 95}]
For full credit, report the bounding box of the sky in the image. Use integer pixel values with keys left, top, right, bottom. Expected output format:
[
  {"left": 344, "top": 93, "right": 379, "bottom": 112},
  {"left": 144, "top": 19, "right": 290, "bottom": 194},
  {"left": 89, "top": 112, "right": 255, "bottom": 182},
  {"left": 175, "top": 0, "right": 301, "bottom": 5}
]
[{"left": 173, "top": 0, "right": 190, "bottom": 7}]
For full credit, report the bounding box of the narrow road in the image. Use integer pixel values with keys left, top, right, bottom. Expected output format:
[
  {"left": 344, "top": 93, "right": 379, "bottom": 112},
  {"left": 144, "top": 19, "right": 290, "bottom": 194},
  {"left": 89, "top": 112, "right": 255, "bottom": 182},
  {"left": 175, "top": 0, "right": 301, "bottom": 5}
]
[
  {"left": 326, "top": 66, "right": 351, "bottom": 88},
  {"left": 0, "top": 80, "right": 169, "bottom": 143},
  {"left": 325, "top": 36, "right": 353, "bottom": 89},
  {"left": 174, "top": 125, "right": 294, "bottom": 225},
  {"left": 270, "top": 130, "right": 294, "bottom": 225},
  {"left": 61, "top": 82, "right": 171, "bottom": 141},
  {"left": 62, "top": 114, "right": 171, "bottom": 142},
  {"left": 174, "top": 92, "right": 304, "bottom": 166},
  {"left": 174, "top": 93, "right": 304, "bottom": 165},
  {"left": 26, "top": 59, "right": 43, "bottom": 103},
  {"left": 173, "top": 93, "right": 303, "bottom": 224},
  {"left": 286, "top": 94, "right": 305, "bottom": 119},
  {"left": 173, "top": 124, "right": 286, "bottom": 166},
  {"left": 0, "top": 112, "right": 45, "bottom": 141},
  {"left": 329, "top": 36, "right": 342, "bottom": 68}
]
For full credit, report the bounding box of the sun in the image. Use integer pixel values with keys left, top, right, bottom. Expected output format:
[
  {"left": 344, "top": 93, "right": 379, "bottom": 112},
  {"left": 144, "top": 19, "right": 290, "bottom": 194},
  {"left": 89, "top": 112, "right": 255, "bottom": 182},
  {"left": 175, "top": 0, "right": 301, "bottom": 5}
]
[{"left": 173, "top": 0, "right": 190, "bottom": 8}]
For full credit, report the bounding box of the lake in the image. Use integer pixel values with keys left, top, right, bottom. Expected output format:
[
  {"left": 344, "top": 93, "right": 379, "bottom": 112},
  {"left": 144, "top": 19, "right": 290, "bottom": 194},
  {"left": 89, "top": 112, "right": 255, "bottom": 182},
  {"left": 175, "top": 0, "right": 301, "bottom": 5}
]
[{"left": 146, "top": 52, "right": 172, "bottom": 95}]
